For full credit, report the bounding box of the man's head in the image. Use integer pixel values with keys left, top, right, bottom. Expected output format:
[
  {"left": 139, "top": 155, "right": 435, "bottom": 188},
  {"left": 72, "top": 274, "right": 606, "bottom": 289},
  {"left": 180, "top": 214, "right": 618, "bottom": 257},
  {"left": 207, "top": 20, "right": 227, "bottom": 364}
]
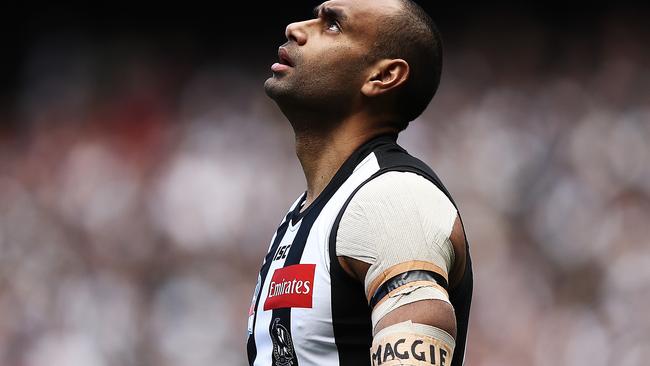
[{"left": 264, "top": 0, "right": 442, "bottom": 132}]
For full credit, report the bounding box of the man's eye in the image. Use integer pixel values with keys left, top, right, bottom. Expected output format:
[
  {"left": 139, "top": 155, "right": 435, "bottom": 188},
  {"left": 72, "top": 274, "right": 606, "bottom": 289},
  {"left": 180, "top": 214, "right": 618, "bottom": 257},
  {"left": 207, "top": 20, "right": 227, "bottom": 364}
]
[{"left": 326, "top": 21, "right": 341, "bottom": 32}]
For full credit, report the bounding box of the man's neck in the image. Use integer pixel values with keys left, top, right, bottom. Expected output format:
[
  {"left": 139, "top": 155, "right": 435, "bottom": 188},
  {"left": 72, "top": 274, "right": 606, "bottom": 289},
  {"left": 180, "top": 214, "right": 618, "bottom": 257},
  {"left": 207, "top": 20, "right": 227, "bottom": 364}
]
[{"left": 295, "top": 123, "right": 397, "bottom": 211}]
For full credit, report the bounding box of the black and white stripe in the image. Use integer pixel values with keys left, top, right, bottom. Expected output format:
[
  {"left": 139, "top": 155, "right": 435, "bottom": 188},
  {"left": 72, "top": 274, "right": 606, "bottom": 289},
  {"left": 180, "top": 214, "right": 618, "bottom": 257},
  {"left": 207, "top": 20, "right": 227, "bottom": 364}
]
[{"left": 248, "top": 134, "right": 472, "bottom": 366}]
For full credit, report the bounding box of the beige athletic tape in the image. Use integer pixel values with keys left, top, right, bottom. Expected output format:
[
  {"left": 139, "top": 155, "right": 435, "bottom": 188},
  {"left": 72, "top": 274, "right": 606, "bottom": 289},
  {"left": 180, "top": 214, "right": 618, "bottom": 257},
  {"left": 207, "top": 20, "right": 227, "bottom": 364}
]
[{"left": 371, "top": 320, "right": 455, "bottom": 366}]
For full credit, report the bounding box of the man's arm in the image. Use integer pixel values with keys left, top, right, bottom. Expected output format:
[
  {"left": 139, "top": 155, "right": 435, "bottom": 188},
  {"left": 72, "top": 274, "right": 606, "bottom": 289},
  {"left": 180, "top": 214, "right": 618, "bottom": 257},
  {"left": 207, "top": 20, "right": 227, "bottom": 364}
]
[
  {"left": 336, "top": 172, "right": 467, "bottom": 365},
  {"left": 342, "top": 217, "right": 466, "bottom": 335}
]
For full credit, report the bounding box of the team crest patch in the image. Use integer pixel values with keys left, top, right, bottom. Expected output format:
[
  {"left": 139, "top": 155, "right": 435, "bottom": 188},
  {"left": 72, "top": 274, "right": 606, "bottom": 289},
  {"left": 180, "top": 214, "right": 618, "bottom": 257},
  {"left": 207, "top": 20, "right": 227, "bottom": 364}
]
[
  {"left": 271, "top": 318, "right": 296, "bottom": 366},
  {"left": 264, "top": 264, "right": 316, "bottom": 311}
]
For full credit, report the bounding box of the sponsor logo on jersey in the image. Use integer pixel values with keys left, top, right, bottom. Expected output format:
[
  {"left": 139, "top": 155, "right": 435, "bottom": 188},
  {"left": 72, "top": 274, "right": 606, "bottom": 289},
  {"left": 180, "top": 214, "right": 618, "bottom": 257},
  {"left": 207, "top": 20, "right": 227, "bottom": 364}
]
[
  {"left": 264, "top": 264, "right": 315, "bottom": 311},
  {"left": 274, "top": 244, "right": 291, "bottom": 261},
  {"left": 271, "top": 318, "right": 296, "bottom": 366}
]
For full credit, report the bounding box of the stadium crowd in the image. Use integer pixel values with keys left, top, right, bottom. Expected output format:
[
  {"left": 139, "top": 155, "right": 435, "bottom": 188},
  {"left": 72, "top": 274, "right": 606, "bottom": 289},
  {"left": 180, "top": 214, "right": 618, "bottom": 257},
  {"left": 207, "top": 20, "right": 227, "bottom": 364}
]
[{"left": 0, "top": 13, "right": 648, "bottom": 366}]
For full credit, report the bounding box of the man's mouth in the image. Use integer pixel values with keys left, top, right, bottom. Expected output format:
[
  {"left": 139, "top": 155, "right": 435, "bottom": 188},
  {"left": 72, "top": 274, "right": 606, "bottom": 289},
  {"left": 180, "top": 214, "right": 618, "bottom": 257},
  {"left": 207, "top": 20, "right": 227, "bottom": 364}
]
[
  {"left": 271, "top": 47, "right": 294, "bottom": 73},
  {"left": 277, "top": 47, "right": 294, "bottom": 67}
]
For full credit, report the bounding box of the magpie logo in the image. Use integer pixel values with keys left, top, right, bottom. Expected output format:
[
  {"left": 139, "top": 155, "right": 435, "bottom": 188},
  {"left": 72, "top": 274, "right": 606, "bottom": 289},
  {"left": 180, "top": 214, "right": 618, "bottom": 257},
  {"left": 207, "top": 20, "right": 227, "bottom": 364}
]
[{"left": 271, "top": 318, "right": 296, "bottom": 366}]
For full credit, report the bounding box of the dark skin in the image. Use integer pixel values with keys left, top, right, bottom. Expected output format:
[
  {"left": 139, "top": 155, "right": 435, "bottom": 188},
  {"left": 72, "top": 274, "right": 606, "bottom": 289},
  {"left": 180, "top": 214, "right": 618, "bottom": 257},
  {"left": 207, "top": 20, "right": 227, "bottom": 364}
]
[{"left": 265, "top": 0, "right": 467, "bottom": 340}]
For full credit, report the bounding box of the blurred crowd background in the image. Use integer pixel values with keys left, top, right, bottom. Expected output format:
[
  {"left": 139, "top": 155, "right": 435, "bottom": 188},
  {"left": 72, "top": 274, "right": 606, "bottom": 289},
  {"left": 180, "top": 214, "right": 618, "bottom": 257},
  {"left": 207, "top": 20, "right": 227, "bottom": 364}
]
[{"left": 1, "top": 3, "right": 649, "bottom": 366}]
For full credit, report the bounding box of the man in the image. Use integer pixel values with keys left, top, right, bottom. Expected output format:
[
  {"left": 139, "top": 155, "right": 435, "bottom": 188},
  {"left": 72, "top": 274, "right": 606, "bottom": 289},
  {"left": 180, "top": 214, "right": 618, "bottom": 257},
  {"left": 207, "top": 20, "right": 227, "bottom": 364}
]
[{"left": 247, "top": 1, "right": 472, "bottom": 365}]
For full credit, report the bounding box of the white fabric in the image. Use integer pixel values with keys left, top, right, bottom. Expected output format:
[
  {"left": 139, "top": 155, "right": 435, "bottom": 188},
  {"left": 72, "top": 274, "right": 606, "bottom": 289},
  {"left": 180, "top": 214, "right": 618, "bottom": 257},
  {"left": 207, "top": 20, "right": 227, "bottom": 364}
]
[{"left": 336, "top": 171, "right": 457, "bottom": 293}]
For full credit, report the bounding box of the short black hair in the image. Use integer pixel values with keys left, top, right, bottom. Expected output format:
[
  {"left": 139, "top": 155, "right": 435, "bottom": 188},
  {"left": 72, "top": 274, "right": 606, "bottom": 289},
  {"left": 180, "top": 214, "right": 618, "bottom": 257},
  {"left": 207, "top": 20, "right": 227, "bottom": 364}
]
[{"left": 367, "top": 0, "right": 443, "bottom": 131}]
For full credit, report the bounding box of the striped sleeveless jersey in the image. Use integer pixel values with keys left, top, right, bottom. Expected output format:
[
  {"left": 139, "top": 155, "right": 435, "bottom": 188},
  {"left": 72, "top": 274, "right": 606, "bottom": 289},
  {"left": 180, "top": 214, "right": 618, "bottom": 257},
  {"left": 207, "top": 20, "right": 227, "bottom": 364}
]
[{"left": 246, "top": 134, "right": 473, "bottom": 366}]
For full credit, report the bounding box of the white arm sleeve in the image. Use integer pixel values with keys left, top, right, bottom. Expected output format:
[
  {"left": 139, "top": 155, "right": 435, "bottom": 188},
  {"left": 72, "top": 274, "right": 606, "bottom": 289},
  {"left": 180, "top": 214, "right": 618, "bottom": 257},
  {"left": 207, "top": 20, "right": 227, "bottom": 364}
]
[{"left": 336, "top": 171, "right": 458, "bottom": 296}]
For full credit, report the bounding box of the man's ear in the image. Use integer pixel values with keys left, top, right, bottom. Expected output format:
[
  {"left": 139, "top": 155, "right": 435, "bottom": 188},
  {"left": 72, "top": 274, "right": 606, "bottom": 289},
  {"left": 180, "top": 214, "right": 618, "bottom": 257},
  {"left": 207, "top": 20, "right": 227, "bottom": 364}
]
[{"left": 361, "top": 59, "right": 410, "bottom": 97}]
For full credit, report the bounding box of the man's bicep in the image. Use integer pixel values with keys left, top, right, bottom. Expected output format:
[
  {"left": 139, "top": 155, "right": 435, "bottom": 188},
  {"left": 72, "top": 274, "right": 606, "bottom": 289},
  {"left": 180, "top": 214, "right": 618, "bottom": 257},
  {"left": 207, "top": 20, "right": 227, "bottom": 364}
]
[
  {"left": 366, "top": 218, "right": 466, "bottom": 366},
  {"left": 374, "top": 299, "right": 456, "bottom": 339}
]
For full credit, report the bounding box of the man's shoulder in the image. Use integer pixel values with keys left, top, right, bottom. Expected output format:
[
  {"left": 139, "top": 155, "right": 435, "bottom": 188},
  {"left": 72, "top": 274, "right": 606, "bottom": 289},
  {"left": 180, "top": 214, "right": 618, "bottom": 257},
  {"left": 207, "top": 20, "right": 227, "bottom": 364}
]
[
  {"left": 371, "top": 141, "right": 449, "bottom": 195},
  {"left": 361, "top": 170, "right": 437, "bottom": 191},
  {"left": 349, "top": 170, "right": 455, "bottom": 214}
]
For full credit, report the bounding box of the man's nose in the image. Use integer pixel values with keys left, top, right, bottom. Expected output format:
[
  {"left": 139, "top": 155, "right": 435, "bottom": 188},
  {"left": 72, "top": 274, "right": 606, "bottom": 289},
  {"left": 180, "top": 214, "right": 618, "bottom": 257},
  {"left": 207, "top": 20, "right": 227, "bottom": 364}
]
[{"left": 285, "top": 21, "right": 308, "bottom": 45}]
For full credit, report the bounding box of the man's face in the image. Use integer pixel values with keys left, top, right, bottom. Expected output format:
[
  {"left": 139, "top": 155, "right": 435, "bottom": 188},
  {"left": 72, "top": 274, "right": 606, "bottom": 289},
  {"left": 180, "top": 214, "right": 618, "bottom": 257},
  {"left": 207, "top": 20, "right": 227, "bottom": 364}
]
[{"left": 264, "top": 0, "right": 401, "bottom": 115}]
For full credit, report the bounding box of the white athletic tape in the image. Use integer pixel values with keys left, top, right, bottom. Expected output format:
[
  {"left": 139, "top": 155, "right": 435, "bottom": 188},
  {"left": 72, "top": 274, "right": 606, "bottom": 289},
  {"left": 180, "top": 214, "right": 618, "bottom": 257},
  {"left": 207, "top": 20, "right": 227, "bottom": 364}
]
[
  {"left": 371, "top": 284, "right": 450, "bottom": 330},
  {"left": 336, "top": 171, "right": 457, "bottom": 299}
]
